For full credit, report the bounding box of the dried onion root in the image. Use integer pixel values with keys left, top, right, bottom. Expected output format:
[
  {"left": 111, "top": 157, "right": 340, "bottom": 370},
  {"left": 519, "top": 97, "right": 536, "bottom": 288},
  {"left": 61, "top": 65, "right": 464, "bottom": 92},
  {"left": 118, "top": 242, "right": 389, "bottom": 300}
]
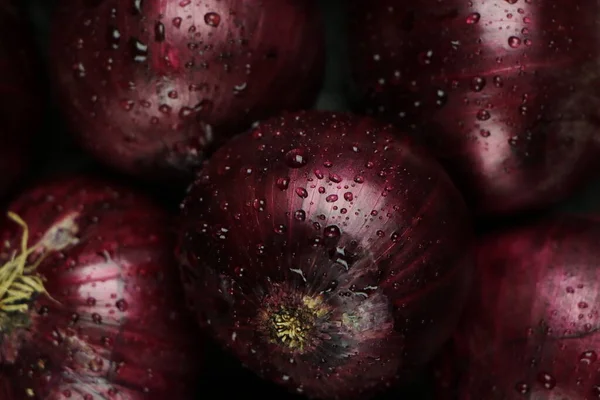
[{"left": 0, "top": 212, "right": 79, "bottom": 314}]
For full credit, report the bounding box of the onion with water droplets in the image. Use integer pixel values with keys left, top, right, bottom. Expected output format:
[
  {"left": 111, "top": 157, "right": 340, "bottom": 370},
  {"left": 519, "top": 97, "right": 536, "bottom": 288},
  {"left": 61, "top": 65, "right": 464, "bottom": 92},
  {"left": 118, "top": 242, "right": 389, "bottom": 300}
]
[
  {"left": 177, "top": 110, "right": 472, "bottom": 399},
  {"left": 49, "top": 0, "right": 325, "bottom": 183},
  {"left": 454, "top": 215, "right": 600, "bottom": 399},
  {"left": 0, "top": 175, "right": 200, "bottom": 399},
  {"left": 349, "top": 0, "right": 600, "bottom": 215}
]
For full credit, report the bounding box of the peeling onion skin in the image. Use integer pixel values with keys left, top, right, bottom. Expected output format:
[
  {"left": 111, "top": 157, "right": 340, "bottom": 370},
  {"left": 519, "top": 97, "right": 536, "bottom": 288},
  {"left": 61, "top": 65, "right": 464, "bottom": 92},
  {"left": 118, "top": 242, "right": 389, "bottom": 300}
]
[
  {"left": 455, "top": 216, "right": 600, "bottom": 399},
  {"left": 177, "top": 110, "right": 473, "bottom": 399},
  {"left": 0, "top": 176, "right": 201, "bottom": 399},
  {"left": 49, "top": 0, "right": 325, "bottom": 183},
  {"left": 0, "top": 2, "right": 39, "bottom": 197},
  {"left": 348, "top": 0, "right": 600, "bottom": 216}
]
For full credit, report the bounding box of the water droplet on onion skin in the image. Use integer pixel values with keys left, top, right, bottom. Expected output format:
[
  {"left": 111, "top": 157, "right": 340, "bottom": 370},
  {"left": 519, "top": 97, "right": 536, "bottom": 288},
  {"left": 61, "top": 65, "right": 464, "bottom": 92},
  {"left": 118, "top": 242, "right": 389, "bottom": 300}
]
[
  {"left": 324, "top": 225, "right": 341, "bottom": 238},
  {"left": 285, "top": 148, "right": 309, "bottom": 169},
  {"left": 204, "top": 12, "right": 221, "bottom": 27},
  {"left": 116, "top": 299, "right": 128, "bottom": 311}
]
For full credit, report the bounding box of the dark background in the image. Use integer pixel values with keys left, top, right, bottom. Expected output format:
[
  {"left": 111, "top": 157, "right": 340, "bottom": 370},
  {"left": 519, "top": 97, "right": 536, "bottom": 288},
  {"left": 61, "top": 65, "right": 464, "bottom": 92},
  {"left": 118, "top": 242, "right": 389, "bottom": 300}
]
[{"left": 15, "top": 0, "right": 600, "bottom": 398}]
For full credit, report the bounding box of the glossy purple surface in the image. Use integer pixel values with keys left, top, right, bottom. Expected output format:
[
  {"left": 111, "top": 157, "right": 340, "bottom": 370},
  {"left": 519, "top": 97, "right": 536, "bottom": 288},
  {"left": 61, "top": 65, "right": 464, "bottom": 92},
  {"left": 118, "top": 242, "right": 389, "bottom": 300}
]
[
  {"left": 455, "top": 215, "right": 600, "bottom": 399},
  {"left": 0, "top": 175, "right": 201, "bottom": 399},
  {"left": 349, "top": 0, "right": 600, "bottom": 215},
  {"left": 49, "top": 0, "right": 325, "bottom": 183},
  {"left": 178, "top": 110, "right": 472, "bottom": 399}
]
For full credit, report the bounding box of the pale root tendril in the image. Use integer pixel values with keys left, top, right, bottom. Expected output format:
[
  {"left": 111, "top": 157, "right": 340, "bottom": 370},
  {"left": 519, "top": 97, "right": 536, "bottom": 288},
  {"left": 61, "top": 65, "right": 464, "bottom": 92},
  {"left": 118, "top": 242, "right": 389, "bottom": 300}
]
[{"left": 0, "top": 211, "right": 79, "bottom": 314}]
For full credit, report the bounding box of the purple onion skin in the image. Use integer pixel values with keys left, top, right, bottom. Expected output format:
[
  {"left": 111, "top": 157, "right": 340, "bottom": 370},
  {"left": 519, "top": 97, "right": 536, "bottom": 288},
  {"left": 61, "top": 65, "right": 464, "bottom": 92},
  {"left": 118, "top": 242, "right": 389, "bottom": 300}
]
[
  {"left": 0, "top": 175, "right": 201, "bottom": 399},
  {"left": 455, "top": 215, "right": 600, "bottom": 399},
  {"left": 177, "top": 110, "right": 473, "bottom": 399},
  {"left": 349, "top": 0, "right": 600, "bottom": 216},
  {"left": 49, "top": 0, "right": 325, "bottom": 183},
  {"left": 0, "top": 2, "right": 39, "bottom": 197}
]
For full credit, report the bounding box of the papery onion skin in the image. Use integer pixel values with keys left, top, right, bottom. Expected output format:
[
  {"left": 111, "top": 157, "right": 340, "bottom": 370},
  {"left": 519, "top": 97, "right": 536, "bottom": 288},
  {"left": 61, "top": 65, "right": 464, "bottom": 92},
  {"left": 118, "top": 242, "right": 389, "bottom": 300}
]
[
  {"left": 455, "top": 215, "right": 600, "bottom": 399},
  {"left": 177, "top": 110, "right": 472, "bottom": 399},
  {"left": 0, "top": 1, "right": 39, "bottom": 197},
  {"left": 0, "top": 175, "right": 201, "bottom": 399},
  {"left": 49, "top": 0, "right": 325, "bottom": 183},
  {"left": 348, "top": 0, "right": 600, "bottom": 216}
]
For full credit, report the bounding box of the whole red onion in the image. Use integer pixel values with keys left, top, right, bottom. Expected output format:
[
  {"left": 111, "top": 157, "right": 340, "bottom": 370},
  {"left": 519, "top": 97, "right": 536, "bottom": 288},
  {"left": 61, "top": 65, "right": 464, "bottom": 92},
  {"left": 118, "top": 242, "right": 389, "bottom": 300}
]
[
  {"left": 177, "top": 110, "right": 472, "bottom": 399},
  {"left": 349, "top": 0, "right": 600, "bottom": 216},
  {"left": 455, "top": 215, "right": 600, "bottom": 399},
  {"left": 0, "top": 175, "right": 201, "bottom": 399},
  {"left": 49, "top": 0, "right": 325, "bottom": 183},
  {"left": 0, "top": 2, "right": 39, "bottom": 197}
]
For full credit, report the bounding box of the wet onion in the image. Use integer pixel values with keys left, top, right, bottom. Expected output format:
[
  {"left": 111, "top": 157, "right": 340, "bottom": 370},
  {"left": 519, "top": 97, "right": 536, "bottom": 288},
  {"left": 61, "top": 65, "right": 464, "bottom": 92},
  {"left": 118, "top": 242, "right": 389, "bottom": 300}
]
[
  {"left": 455, "top": 215, "right": 600, "bottom": 399},
  {"left": 49, "top": 0, "right": 325, "bottom": 183},
  {"left": 177, "top": 110, "right": 472, "bottom": 399},
  {"left": 349, "top": 0, "right": 600, "bottom": 215},
  {"left": 0, "top": 175, "right": 201, "bottom": 399}
]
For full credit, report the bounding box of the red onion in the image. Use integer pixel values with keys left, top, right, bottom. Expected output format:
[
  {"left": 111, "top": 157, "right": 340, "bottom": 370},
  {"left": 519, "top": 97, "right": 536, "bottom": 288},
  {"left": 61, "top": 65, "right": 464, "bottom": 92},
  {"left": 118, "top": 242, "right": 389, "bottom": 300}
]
[
  {"left": 455, "top": 215, "right": 600, "bottom": 399},
  {"left": 0, "top": 2, "right": 39, "bottom": 197},
  {"left": 348, "top": 0, "right": 600, "bottom": 216},
  {"left": 49, "top": 0, "right": 325, "bottom": 183},
  {"left": 177, "top": 110, "right": 473, "bottom": 399},
  {"left": 0, "top": 175, "right": 200, "bottom": 399}
]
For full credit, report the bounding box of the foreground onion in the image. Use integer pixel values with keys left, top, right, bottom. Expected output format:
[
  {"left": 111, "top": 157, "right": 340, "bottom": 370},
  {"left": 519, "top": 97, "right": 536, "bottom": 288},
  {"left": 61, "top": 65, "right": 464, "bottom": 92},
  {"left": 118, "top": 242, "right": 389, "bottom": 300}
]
[
  {"left": 49, "top": 0, "right": 325, "bottom": 183},
  {"left": 349, "top": 0, "right": 600, "bottom": 215},
  {"left": 455, "top": 215, "right": 600, "bottom": 399},
  {"left": 0, "top": 2, "right": 39, "bottom": 197},
  {"left": 177, "top": 110, "right": 472, "bottom": 399},
  {"left": 0, "top": 175, "right": 200, "bottom": 399}
]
